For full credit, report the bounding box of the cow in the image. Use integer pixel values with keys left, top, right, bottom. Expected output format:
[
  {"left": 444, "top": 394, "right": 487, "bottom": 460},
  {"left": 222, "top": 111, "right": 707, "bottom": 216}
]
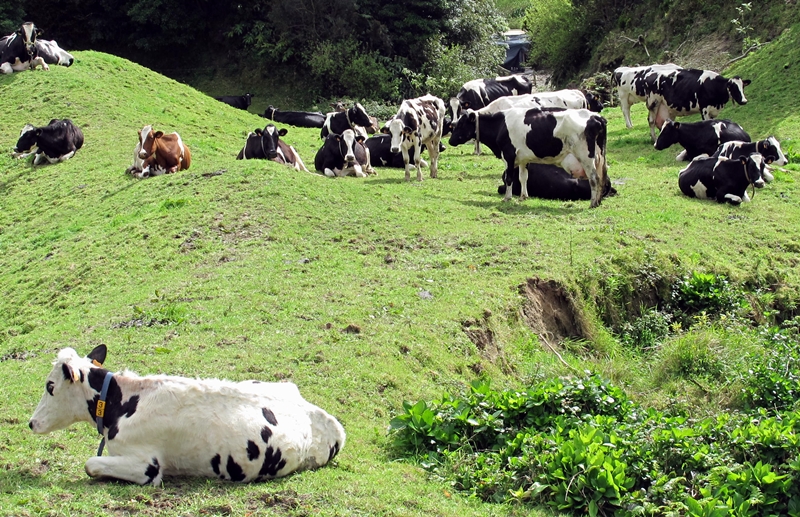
[
  {"left": 364, "top": 134, "right": 427, "bottom": 169},
  {"left": 386, "top": 94, "right": 446, "bottom": 182},
  {"left": 655, "top": 119, "right": 751, "bottom": 161},
  {"left": 712, "top": 136, "right": 787, "bottom": 183},
  {"left": 131, "top": 125, "right": 191, "bottom": 178},
  {"left": 314, "top": 129, "right": 374, "bottom": 177},
  {"left": 613, "top": 63, "right": 683, "bottom": 130},
  {"left": 678, "top": 153, "right": 766, "bottom": 205},
  {"left": 497, "top": 163, "right": 617, "bottom": 201},
  {"left": 264, "top": 106, "right": 326, "bottom": 129},
  {"left": 12, "top": 119, "right": 84, "bottom": 165},
  {"left": 1, "top": 22, "right": 48, "bottom": 74},
  {"left": 643, "top": 68, "right": 751, "bottom": 141},
  {"left": 332, "top": 101, "right": 379, "bottom": 134},
  {"left": 215, "top": 94, "right": 254, "bottom": 110},
  {"left": 29, "top": 345, "right": 346, "bottom": 485},
  {"left": 236, "top": 124, "right": 309, "bottom": 172},
  {"left": 449, "top": 107, "right": 608, "bottom": 208},
  {"left": 320, "top": 103, "right": 374, "bottom": 139},
  {"left": 36, "top": 39, "right": 74, "bottom": 66},
  {"left": 455, "top": 74, "right": 533, "bottom": 114}
]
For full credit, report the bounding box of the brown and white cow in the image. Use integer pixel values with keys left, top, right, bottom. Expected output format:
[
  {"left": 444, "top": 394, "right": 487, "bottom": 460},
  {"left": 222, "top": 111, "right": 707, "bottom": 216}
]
[
  {"left": 236, "top": 124, "right": 309, "bottom": 172},
  {"left": 127, "top": 125, "right": 191, "bottom": 178},
  {"left": 385, "top": 94, "right": 446, "bottom": 181}
]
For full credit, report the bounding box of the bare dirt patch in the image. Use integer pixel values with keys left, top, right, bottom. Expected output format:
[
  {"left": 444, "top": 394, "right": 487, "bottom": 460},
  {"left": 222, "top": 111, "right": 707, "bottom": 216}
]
[{"left": 520, "top": 277, "right": 588, "bottom": 345}]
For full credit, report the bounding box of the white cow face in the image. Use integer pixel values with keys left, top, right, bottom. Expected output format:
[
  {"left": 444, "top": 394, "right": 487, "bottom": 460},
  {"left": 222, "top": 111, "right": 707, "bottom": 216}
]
[
  {"left": 29, "top": 346, "right": 106, "bottom": 434},
  {"left": 13, "top": 124, "right": 39, "bottom": 156},
  {"left": 727, "top": 77, "right": 751, "bottom": 105},
  {"left": 387, "top": 118, "right": 409, "bottom": 154}
]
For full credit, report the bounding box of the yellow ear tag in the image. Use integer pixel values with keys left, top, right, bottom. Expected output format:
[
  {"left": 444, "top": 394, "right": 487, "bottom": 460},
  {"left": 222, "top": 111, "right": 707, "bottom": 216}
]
[
  {"left": 92, "top": 360, "right": 102, "bottom": 367},
  {"left": 71, "top": 368, "right": 80, "bottom": 383}
]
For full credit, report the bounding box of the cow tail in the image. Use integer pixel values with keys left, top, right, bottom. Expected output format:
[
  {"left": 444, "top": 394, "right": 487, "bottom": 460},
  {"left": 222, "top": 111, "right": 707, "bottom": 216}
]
[{"left": 593, "top": 116, "right": 608, "bottom": 185}]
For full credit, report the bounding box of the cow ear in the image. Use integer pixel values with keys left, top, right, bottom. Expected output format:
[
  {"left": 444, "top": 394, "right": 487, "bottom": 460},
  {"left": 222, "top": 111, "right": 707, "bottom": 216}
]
[
  {"left": 35, "top": 128, "right": 43, "bottom": 136},
  {"left": 356, "top": 135, "right": 366, "bottom": 143},
  {"left": 278, "top": 129, "right": 288, "bottom": 137},
  {"left": 61, "top": 362, "right": 80, "bottom": 383},
  {"left": 742, "top": 79, "right": 751, "bottom": 87},
  {"left": 467, "top": 111, "right": 477, "bottom": 123},
  {"left": 380, "top": 126, "right": 389, "bottom": 134},
  {"left": 673, "top": 122, "right": 680, "bottom": 129},
  {"left": 739, "top": 156, "right": 748, "bottom": 164},
  {"left": 86, "top": 345, "right": 107, "bottom": 367},
  {"left": 463, "top": 102, "right": 471, "bottom": 109},
  {"left": 254, "top": 129, "right": 262, "bottom": 135},
  {"left": 154, "top": 131, "right": 164, "bottom": 138}
]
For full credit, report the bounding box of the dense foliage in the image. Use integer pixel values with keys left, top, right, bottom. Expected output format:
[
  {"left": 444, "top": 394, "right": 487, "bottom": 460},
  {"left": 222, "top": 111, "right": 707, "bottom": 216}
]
[{"left": 3, "top": 0, "right": 505, "bottom": 101}]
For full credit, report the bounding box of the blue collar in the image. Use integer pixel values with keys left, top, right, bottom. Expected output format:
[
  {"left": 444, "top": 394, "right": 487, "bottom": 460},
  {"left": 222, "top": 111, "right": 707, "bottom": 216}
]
[{"left": 95, "top": 371, "right": 114, "bottom": 456}]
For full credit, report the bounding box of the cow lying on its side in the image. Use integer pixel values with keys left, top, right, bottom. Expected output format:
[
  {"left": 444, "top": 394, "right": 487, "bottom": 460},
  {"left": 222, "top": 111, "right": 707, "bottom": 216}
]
[
  {"left": 13, "top": 119, "right": 84, "bottom": 165},
  {"left": 29, "top": 345, "right": 346, "bottom": 485}
]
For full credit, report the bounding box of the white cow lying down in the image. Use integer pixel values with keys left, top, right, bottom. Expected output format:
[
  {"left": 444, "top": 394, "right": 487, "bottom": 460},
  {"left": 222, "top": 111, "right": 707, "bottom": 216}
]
[{"left": 29, "top": 345, "right": 346, "bottom": 484}]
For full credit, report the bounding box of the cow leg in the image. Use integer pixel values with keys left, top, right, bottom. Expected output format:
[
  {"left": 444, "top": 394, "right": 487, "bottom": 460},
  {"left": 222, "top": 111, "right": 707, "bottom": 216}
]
[
  {"left": 289, "top": 146, "right": 311, "bottom": 173},
  {"left": 402, "top": 148, "right": 412, "bottom": 182},
  {"left": 518, "top": 165, "right": 529, "bottom": 200},
  {"left": 55, "top": 151, "right": 76, "bottom": 163},
  {"left": 427, "top": 140, "right": 439, "bottom": 179},
  {"left": 502, "top": 164, "right": 515, "bottom": 202},
  {"left": 31, "top": 57, "right": 49, "bottom": 71},
  {"left": 722, "top": 192, "right": 743, "bottom": 205},
  {"left": 85, "top": 455, "right": 163, "bottom": 485},
  {"left": 619, "top": 95, "right": 633, "bottom": 129},
  {"left": 323, "top": 167, "right": 336, "bottom": 178},
  {"left": 414, "top": 142, "right": 424, "bottom": 181},
  {"left": 33, "top": 153, "right": 46, "bottom": 166},
  {"left": 0, "top": 62, "right": 13, "bottom": 74}
]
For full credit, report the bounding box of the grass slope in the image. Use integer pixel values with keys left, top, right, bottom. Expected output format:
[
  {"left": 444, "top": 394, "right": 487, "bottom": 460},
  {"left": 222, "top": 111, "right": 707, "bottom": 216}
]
[{"left": 0, "top": 36, "right": 798, "bottom": 516}]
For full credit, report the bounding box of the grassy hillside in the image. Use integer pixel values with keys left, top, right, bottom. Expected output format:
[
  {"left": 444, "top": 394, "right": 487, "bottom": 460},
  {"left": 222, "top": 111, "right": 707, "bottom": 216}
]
[{"left": 0, "top": 41, "right": 798, "bottom": 517}]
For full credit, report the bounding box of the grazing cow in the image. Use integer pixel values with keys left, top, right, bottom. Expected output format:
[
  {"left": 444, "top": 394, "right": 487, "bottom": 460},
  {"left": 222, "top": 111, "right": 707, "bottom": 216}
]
[
  {"left": 678, "top": 153, "right": 765, "bottom": 205},
  {"left": 712, "top": 136, "right": 787, "bottom": 183},
  {"left": 264, "top": 106, "right": 326, "bottom": 129},
  {"left": 455, "top": 74, "right": 533, "bottom": 114},
  {"left": 643, "top": 68, "right": 751, "bottom": 141},
  {"left": 655, "top": 119, "right": 751, "bottom": 161},
  {"left": 320, "top": 103, "right": 373, "bottom": 139},
  {"left": 132, "top": 125, "right": 191, "bottom": 177},
  {"left": 35, "top": 39, "right": 74, "bottom": 66},
  {"left": 29, "top": 345, "right": 346, "bottom": 484},
  {"left": 364, "top": 134, "right": 427, "bottom": 169},
  {"left": 314, "top": 129, "right": 374, "bottom": 177},
  {"left": 386, "top": 94, "right": 446, "bottom": 182},
  {"left": 1, "top": 22, "right": 48, "bottom": 74},
  {"left": 613, "top": 63, "right": 683, "bottom": 129},
  {"left": 497, "top": 163, "right": 617, "bottom": 200},
  {"left": 236, "top": 124, "right": 309, "bottom": 172},
  {"left": 12, "top": 119, "right": 84, "bottom": 165},
  {"left": 449, "top": 107, "right": 608, "bottom": 208},
  {"left": 215, "top": 94, "right": 254, "bottom": 110}
]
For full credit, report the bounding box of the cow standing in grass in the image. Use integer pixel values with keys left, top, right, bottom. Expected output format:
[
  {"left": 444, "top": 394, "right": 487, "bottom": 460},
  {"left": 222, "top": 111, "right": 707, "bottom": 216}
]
[{"left": 385, "top": 94, "right": 446, "bottom": 182}]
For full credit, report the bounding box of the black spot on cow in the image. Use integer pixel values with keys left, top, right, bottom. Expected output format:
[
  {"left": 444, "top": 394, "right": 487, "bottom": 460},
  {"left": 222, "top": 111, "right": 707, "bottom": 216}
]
[
  {"left": 328, "top": 441, "right": 341, "bottom": 463},
  {"left": 247, "top": 440, "right": 260, "bottom": 461},
  {"left": 86, "top": 369, "right": 140, "bottom": 440},
  {"left": 523, "top": 109, "right": 563, "bottom": 158},
  {"left": 258, "top": 446, "right": 286, "bottom": 478},
  {"left": 211, "top": 453, "right": 221, "bottom": 476},
  {"left": 144, "top": 458, "right": 160, "bottom": 484},
  {"left": 262, "top": 407, "right": 278, "bottom": 426},
  {"left": 260, "top": 425, "right": 273, "bottom": 443},
  {"left": 226, "top": 455, "right": 246, "bottom": 482}
]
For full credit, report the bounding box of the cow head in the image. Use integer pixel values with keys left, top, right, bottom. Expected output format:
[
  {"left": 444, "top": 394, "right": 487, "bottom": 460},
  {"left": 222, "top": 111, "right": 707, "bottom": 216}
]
[
  {"left": 742, "top": 153, "right": 766, "bottom": 188},
  {"left": 349, "top": 103, "right": 373, "bottom": 128},
  {"left": 448, "top": 110, "right": 477, "bottom": 147},
  {"left": 264, "top": 106, "right": 276, "bottom": 119},
  {"left": 654, "top": 120, "right": 680, "bottom": 150},
  {"left": 727, "top": 77, "right": 751, "bottom": 105},
  {"left": 29, "top": 345, "right": 108, "bottom": 434},
  {"left": 137, "top": 125, "right": 154, "bottom": 159},
  {"left": 261, "top": 124, "right": 288, "bottom": 159},
  {"left": 582, "top": 90, "right": 604, "bottom": 112},
  {"left": 387, "top": 117, "right": 413, "bottom": 154},
  {"left": 759, "top": 136, "right": 787, "bottom": 166},
  {"left": 18, "top": 22, "right": 41, "bottom": 56},
  {"left": 13, "top": 124, "right": 39, "bottom": 156},
  {"left": 340, "top": 129, "right": 364, "bottom": 166},
  {"left": 243, "top": 93, "right": 254, "bottom": 107}
]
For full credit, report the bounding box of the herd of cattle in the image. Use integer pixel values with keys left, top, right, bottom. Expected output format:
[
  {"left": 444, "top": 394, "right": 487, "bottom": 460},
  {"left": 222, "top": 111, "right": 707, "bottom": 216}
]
[{"left": 2, "top": 20, "right": 792, "bottom": 484}]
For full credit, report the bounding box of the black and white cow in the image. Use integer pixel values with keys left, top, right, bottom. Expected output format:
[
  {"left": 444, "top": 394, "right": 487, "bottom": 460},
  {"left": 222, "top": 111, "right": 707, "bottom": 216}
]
[
  {"left": 12, "top": 119, "right": 84, "bottom": 165},
  {"left": 364, "top": 134, "right": 426, "bottom": 169},
  {"left": 712, "top": 136, "right": 787, "bottom": 183},
  {"left": 678, "top": 153, "right": 765, "bottom": 205},
  {"left": 449, "top": 107, "right": 608, "bottom": 208},
  {"left": 1, "top": 22, "right": 48, "bottom": 74},
  {"left": 264, "top": 106, "right": 326, "bottom": 128},
  {"left": 613, "top": 63, "right": 683, "bottom": 129},
  {"left": 236, "top": 124, "right": 309, "bottom": 172},
  {"left": 497, "top": 163, "right": 617, "bottom": 201},
  {"left": 215, "top": 94, "right": 254, "bottom": 110},
  {"left": 655, "top": 119, "right": 751, "bottom": 161},
  {"left": 29, "top": 345, "right": 346, "bottom": 484},
  {"left": 320, "top": 103, "right": 373, "bottom": 139},
  {"left": 454, "top": 74, "right": 533, "bottom": 116},
  {"left": 386, "top": 94, "right": 446, "bottom": 182},
  {"left": 314, "top": 129, "right": 374, "bottom": 177},
  {"left": 36, "top": 39, "right": 74, "bottom": 66},
  {"left": 643, "top": 68, "right": 751, "bottom": 141}
]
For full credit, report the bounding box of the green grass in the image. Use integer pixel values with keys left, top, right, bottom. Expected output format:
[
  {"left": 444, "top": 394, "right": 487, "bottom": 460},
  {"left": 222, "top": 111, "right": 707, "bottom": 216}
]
[{"left": 1, "top": 26, "right": 799, "bottom": 516}]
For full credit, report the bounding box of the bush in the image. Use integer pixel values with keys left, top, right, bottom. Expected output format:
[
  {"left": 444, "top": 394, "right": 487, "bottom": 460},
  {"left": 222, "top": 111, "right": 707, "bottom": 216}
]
[{"left": 522, "top": 0, "right": 586, "bottom": 72}]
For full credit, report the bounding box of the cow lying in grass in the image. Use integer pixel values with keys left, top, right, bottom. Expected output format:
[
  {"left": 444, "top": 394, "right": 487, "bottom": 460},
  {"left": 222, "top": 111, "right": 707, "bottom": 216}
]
[
  {"left": 678, "top": 153, "right": 766, "bottom": 205},
  {"left": 29, "top": 345, "right": 346, "bottom": 484}
]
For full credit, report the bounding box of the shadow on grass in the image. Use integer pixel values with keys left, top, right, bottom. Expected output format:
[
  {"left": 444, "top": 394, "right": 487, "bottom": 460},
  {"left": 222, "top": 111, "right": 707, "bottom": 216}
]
[
  {"left": 0, "top": 164, "right": 35, "bottom": 194},
  {"left": 100, "top": 175, "right": 144, "bottom": 200}
]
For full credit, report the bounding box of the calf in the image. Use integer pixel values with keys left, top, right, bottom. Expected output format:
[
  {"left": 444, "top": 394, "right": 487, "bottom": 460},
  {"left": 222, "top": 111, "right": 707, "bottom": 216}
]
[
  {"left": 320, "top": 103, "right": 373, "bottom": 139},
  {"left": 449, "top": 107, "right": 608, "bottom": 208},
  {"left": 13, "top": 119, "right": 83, "bottom": 165},
  {"left": 678, "top": 153, "right": 765, "bottom": 205},
  {"left": 364, "top": 134, "right": 426, "bottom": 169},
  {"left": 314, "top": 129, "right": 374, "bottom": 177},
  {"left": 712, "top": 136, "right": 787, "bottom": 183},
  {"left": 497, "top": 163, "right": 616, "bottom": 200},
  {"left": 386, "top": 94, "right": 446, "bottom": 181},
  {"left": 655, "top": 119, "right": 751, "bottom": 161},
  {"left": 29, "top": 345, "right": 345, "bottom": 485},
  {"left": 36, "top": 39, "right": 74, "bottom": 66},
  {"left": 613, "top": 63, "right": 683, "bottom": 130},
  {"left": 133, "top": 125, "right": 191, "bottom": 177},
  {"left": 1, "top": 22, "right": 48, "bottom": 74},
  {"left": 264, "top": 106, "right": 326, "bottom": 128},
  {"left": 215, "top": 94, "right": 254, "bottom": 110},
  {"left": 236, "top": 124, "right": 309, "bottom": 172}
]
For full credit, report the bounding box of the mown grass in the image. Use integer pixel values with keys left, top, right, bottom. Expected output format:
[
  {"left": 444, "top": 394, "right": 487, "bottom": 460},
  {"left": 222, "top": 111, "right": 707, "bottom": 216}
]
[{"left": 0, "top": 26, "right": 799, "bottom": 516}]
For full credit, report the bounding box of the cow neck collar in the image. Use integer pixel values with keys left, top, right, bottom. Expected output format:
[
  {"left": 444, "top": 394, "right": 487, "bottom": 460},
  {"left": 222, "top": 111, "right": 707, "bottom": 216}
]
[
  {"left": 345, "top": 108, "right": 353, "bottom": 128},
  {"left": 742, "top": 160, "right": 756, "bottom": 202},
  {"left": 94, "top": 371, "right": 114, "bottom": 456}
]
